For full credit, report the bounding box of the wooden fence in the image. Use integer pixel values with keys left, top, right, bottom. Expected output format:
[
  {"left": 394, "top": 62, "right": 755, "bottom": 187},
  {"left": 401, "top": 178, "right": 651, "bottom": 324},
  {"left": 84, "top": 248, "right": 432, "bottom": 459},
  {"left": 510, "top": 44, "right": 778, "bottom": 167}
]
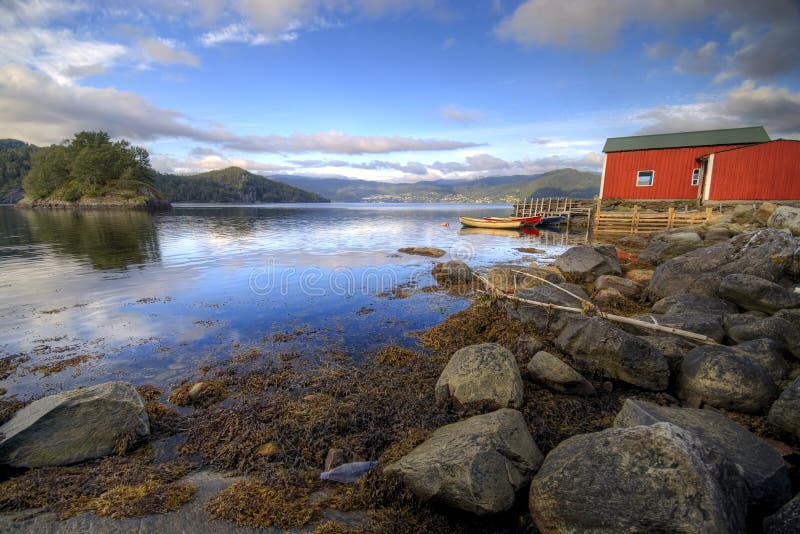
[{"left": 594, "top": 203, "right": 713, "bottom": 235}]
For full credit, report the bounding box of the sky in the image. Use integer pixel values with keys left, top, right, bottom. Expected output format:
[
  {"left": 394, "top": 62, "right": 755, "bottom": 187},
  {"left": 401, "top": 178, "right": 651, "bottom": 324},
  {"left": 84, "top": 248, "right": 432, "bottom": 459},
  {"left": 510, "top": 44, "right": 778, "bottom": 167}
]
[{"left": 1, "top": 0, "right": 799, "bottom": 182}]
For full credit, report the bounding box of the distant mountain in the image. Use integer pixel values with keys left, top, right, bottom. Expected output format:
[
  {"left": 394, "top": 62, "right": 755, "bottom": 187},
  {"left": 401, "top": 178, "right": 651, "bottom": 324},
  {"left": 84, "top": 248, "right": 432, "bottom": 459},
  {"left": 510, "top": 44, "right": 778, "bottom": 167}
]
[
  {"left": 0, "top": 139, "right": 35, "bottom": 203},
  {"left": 275, "top": 168, "right": 600, "bottom": 202},
  {"left": 154, "top": 167, "right": 330, "bottom": 203}
]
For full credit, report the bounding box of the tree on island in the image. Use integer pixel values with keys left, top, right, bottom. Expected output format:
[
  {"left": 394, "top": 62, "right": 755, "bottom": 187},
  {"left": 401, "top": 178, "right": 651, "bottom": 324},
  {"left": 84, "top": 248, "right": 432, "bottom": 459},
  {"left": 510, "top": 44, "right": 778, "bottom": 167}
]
[{"left": 22, "top": 131, "right": 156, "bottom": 202}]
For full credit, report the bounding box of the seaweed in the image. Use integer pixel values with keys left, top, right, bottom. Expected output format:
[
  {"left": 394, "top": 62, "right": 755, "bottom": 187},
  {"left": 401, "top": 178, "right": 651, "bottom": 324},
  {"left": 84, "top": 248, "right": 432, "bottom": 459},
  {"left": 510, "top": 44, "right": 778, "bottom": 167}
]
[
  {"left": 206, "top": 479, "right": 319, "bottom": 528},
  {"left": 0, "top": 456, "right": 193, "bottom": 518}
]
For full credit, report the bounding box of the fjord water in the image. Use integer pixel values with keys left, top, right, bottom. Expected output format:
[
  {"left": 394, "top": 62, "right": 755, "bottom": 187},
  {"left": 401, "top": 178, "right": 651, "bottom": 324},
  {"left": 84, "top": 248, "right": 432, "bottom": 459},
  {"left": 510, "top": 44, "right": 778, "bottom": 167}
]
[{"left": 0, "top": 204, "right": 585, "bottom": 398}]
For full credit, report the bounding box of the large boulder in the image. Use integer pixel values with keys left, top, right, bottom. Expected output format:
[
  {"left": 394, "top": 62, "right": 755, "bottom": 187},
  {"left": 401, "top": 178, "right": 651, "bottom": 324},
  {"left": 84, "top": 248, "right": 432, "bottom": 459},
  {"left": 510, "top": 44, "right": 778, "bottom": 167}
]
[
  {"left": 733, "top": 338, "right": 789, "bottom": 383},
  {"left": 0, "top": 381, "right": 149, "bottom": 468},
  {"left": 631, "top": 312, "right": 725, "bottom": 343},
  {"left": 595, "top": 275, "right": 642, "bottom": 299},
  {"left": 387, "top": 409, "right": 542, "bottom": 515},
  {"left": 507, "top": 283, "right": 589, "bottom": 337},
  {"left": 727, "top": 316, "right": 800, "bottom": 358},
  {"left": 718, "top": 274, "right": 800, "bottom": 314},
  {"left": 763, "top": 492, "right": 800, "bottom": 534},
  {"left": 638, "top": 230, "right": 704, "bottom": 265},
  {"left": 768, "top": 376, "right": 800, "bottom": 439},
  {"left": 614, "top": 399, "right": 792, "bottom": 510},
  {"left": 768, "top": 205, "right": 800, "bottom": 235},
  {"left": 555, "top": 317, "right": 669, "bottom": 391},
  {"left": 756, "top": 202, "right": 778, "bottom": 225},
  {"left": 648, "top": 229, "right": 800, "bottom": 301},
  {"left": 432, "top": 260, "right": 472, "bottom": 284},
  {"left": 486, "top": 264, "right": 564, "bottom": 293},
  {"left": 552, "top": 245, "right": 621, "bottom": 283},
  {"left": 638, "top": 335, "right": 697, "bottom": 376},
  {"left": 529, "top": 422, "right": 747, "bottom": 533},
  {"left": 677, "top": 345, "right": 778, "bottom": 413},
  {"left": 435, "top": 343, "right": 524, "bottom": 410},
  {"left": 651, "top": 293, "right": 738, "bottom": 317},
  {"left": 526, "top": 351, "right": 596, "bottom": 396}
]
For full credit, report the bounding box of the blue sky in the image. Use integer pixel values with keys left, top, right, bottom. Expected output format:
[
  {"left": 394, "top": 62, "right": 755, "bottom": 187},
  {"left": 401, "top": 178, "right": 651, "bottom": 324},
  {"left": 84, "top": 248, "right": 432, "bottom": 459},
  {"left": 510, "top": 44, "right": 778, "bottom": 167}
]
[{"left": 1, "top": 0, "right": 799, "bottom": 182}]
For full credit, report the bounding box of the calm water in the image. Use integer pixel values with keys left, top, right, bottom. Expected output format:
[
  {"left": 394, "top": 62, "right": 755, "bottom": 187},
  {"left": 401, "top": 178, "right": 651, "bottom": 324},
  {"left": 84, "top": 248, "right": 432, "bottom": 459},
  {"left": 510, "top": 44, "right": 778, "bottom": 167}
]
[{"left": 0, "top": 203, "right": 588, "bottom": 398}]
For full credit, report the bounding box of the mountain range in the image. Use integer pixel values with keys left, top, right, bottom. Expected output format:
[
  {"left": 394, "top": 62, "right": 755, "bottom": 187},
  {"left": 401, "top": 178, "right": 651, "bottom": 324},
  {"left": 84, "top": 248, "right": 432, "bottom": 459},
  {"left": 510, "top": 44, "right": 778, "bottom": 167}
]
[{"left": 274, "top": 168, "right": 600, "bottom": 202}]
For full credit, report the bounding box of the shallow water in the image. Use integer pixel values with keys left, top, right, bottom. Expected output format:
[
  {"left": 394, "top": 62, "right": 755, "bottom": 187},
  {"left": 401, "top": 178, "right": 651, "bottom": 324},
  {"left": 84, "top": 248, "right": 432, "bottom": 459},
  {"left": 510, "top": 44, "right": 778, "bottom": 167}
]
[{"left": 0, "top": 203, "right": 589, "bottom": 398}]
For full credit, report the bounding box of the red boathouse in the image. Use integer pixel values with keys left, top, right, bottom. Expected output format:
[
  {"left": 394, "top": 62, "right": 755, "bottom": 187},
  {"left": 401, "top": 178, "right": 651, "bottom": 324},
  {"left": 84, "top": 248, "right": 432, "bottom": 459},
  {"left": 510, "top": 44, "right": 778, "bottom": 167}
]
[{"left": 599, "top": 126, "right": 800, "bottom": 202}]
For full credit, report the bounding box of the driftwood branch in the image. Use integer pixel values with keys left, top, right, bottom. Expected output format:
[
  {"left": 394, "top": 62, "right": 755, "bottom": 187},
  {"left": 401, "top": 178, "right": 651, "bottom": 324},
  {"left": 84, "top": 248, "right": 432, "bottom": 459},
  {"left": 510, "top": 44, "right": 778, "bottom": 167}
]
[{"left": 475, "top": 272, "right": 718, "bottom": 345}]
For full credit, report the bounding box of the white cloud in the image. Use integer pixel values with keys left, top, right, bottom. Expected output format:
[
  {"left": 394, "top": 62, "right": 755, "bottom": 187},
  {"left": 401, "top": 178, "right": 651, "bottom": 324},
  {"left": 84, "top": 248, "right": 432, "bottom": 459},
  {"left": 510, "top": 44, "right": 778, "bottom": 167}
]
[
  {"left": 200, "top": 22, "right": 299, "bottom": 46},
  {"left": 635, "top": 80, "right": 800, "bottom": 138},
  {"left": 496, "top": 0, "right": 800, "bottom": 79},
  {"left": 0, "top": 27, "right": 127, "bottom": 84},
  {"left": 151, "top": 153, "right": 290, "bottom": 174},
  {"left": 0, "top": 64, "right": 481, "bottom": 154},
  {"left": 674, "top": 41, "right": 718, "bottom": 74},
  {"left": 643, "top": 41, "right": 675, "bottom": 60},
  {"left": 440, "top": 104, "right": 485, "bottom": 124},
  {"left": 138, "top": 38, "right": 200, "bottom": 67}
]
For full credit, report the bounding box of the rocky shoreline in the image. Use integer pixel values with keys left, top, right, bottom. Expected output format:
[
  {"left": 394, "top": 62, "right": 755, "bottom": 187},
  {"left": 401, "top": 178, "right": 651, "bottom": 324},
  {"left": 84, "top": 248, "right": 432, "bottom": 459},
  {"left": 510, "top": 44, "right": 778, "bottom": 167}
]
[{"left": 1, "top": 202, "right": 799, "bottom": 532}]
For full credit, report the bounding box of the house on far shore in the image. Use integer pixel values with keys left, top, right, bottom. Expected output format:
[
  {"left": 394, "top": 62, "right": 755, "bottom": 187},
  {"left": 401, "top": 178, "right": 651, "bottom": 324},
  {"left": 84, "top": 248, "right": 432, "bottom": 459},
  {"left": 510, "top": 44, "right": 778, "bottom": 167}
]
[{"left": 599, "top": 126, "right": 800, "bottom": 203}]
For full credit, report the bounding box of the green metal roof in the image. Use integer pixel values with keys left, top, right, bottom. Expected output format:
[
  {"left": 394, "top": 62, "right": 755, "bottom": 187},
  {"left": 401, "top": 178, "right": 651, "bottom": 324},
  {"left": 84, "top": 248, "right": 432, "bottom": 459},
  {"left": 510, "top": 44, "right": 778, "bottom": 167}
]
[{"left": 603, "top": 126, "right": 770, "bottom": 153}]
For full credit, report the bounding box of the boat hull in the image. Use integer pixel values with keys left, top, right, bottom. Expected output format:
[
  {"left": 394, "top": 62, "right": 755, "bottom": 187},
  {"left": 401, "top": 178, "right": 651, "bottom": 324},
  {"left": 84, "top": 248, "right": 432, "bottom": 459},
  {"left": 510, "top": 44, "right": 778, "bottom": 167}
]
[{"left": 459, "top": 216, "right": 522, "bottom": 229}]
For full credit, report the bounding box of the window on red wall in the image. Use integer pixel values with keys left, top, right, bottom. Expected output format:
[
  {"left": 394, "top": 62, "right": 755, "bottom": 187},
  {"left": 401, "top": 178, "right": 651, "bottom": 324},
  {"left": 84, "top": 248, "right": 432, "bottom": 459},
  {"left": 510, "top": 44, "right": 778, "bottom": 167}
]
[
  {"left": 636, "top": 170, "right": 654, "bottom": 187},
  {"left": 691, "top": 168, "right": 700, "bottom": 186}
]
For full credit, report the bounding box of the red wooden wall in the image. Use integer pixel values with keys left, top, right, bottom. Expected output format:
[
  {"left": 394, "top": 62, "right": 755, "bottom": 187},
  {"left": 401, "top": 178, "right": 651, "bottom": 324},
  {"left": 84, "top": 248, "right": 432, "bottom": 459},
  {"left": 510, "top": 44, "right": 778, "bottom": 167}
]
[
  {"left": 602, "top": 144, "right": 747, "bottom": 200},
  {"left": 708, "top": 140, "right": 800, "bottom": 201}
]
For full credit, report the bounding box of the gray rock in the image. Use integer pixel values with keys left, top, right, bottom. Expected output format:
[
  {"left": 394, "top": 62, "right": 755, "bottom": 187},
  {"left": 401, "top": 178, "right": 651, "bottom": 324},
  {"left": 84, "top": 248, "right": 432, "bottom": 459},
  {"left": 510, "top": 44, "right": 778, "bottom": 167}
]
[
  {"left": 704, "top": 226, "right": 732, "bottom": 245},
  {"left": 631, "top": 312, "right": 725, "bottom": 343},
  {"left": 774, "top": 307, "right": 800, "bottom": 330},
  {"left": 756, "top": 202, "right": 778, "bottom": 225},
  {"left": 388, "top": 409, "right": 543, "bottom": 515},
  {"left": 637, "top": 335, "right": 696, "bottom": 375},
  {"left": 768, "top": 376, "right": 800, "bottom": 439},
  {"left": 763, "top": 492, "right": 800, "bottom": 534},
  {"left": 651, "top": 293, "right": 738, "bottom": 317},
  {"left": 555, "top": 317, "right": 669, "bottom": 391},
  {"left": 731, "top": 204, "right": 756, "bottom": 224},
  {"left": 648, "top": 229, "right": 800, "bottom": 301},
  {"left": 733, "top": 338, "right": 788, "bottom": 383},
  {"left": 0, "top": 381, "right": 149, "bottom": 468},
  {"left": 595, "top": 275, "right": 642, "bottom": 299},
  {"left": 527, "top": 351, "right": 596, "bottom": 396},
  {"left": 768, "top": 205, "right": 800, "bottom": 235},
  {"left": 719, "top": 274, "right": 800, "bottom": 314},
  {"left": 677, "top": 345, "right": 778, "bottom": 413},
  {"left": 435, "top": 343, "right": 524, "bottom": 410},
  {"left": 486, "top": 264, "right": 564, "bottom": 293},
  {"left": 639, "top": 231, "right": 704, "bottom": 265},
  {"left": 615, "top": 234, "right": 651, "bottom": 249},
  {"left": 614, "top": 399, "right": 791, "bottom": 510},
  {"left": 507, "top": 283, "right": 589, "bottom": 337},
  {"left": 552, "top": 244, "right": 621, "bottom": 283},
  {"left": 512, "top": 335, "right": 544, "bottom": 358},
  {"left": 529, "top": 423, "right": 747, "bottom": 533},
  {"left": 728, "top": 316, "right": 800, "bottom": 358},
  {"left": 432, "top": 260, "right": 473, "bottom": 284},
  {"left": 592, "top": 287, "right": 629, "bottom": 310}
]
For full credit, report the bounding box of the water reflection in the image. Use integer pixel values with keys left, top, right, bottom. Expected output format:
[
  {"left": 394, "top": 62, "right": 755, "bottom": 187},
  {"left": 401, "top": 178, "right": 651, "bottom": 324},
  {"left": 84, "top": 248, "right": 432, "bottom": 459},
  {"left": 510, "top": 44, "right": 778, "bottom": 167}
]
[
  {"left": 0, "top": 203, "right": 591, "bottom": 399},
  {"left": 18, "top": 209, "right": 161, "bottom": 270}
]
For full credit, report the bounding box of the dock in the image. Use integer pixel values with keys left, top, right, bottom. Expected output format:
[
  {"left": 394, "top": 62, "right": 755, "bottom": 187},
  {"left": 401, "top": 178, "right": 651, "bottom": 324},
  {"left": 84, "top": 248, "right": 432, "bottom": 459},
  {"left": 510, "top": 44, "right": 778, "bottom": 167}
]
[
  {"left": 512, "top": 197, "right": 593, "bottom": 226},
  {"left": 593, "top": 202, "right": 713, "bottom": 235}
]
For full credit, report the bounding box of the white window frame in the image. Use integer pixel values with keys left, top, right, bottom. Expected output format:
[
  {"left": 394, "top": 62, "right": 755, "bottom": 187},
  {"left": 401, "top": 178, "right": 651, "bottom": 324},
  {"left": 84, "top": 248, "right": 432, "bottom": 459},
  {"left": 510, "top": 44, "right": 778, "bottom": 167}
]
[
  {"left": 636, "top": 170, "right": 654, "bottom": 187},
  {"left": 691, "top": 168, "right": 700, "bottom": 186}
]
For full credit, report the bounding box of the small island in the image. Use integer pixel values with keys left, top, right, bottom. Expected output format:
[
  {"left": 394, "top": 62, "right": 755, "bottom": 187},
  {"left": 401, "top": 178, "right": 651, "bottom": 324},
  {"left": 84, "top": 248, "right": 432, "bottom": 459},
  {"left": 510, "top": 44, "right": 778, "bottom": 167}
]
[{"left": 16, "top": 131, "right": 170, "bottom": 209}]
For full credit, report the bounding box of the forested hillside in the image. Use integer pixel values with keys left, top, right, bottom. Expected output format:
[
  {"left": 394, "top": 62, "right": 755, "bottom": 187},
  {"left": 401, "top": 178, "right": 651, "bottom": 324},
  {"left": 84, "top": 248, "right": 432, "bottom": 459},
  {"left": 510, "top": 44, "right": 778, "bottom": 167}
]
[
  {"left": 275, "top": 168, "right": 600, "bottom": 202},
  {"left": 154, "top": 167, "right": 329, "bottom": 203},
  {"left": 0, "top": 140, "right": 35, "bottom": 203}
]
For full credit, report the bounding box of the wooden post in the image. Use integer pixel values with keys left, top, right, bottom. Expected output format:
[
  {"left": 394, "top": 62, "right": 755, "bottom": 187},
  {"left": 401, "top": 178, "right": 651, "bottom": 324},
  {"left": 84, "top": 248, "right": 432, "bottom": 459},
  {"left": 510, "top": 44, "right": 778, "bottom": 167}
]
[
  {"left": 667, "top": 207, "right": 675, "bottom": 229},
  {"left": 705, "top": 207, "right": 713, "bottom": 222},
  {"left": 632, "top": 205, "right": 640, "bottom": 234}
]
